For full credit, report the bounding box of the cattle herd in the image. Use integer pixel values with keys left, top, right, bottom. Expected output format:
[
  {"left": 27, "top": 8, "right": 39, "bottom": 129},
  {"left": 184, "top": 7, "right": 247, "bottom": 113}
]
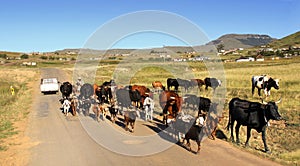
[{"left": 57, "top": 74, "right": 282, "bottom": 154}]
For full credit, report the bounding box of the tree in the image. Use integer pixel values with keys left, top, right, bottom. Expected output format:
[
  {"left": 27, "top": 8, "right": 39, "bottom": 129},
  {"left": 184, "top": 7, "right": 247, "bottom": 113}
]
[
  {"left": 20, "top": 54, "right": 29, "bottom": 59},
  {"left": 217, "top": 44, "right": 225, "bottom": 52},
  {"left": 0, "top": 54, "right": 7, "bottom": 59}
]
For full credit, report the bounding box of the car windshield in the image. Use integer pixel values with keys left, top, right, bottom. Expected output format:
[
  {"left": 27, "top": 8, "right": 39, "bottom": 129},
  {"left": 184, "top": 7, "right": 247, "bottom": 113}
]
[{"left": 43, "top": 78, "right": 58, "bottom": 84}]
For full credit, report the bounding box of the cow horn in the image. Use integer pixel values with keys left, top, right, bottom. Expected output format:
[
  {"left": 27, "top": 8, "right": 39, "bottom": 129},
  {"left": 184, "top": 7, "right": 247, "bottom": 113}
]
[
  {"left": 275, "top": 97, "right": 282, "bottom": 104},
  {"left": 261, "top": 98, "right": 268, "bottom": 104}
]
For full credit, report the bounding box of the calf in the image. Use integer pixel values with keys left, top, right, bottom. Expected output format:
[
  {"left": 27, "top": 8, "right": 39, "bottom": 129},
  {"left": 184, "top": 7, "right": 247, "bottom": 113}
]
[
  {"left": 182, "top": 116, "right": 205, "bottom": 154},
  {"left": 62, "top": 98, "right": 71, "bottom": 116},
  {"left": 143, "top": 96, "right": 154, "bottom": 121},
  {"left": 124, "top": 110, "right": 139, "bottom": 132},
  {"left": 109, "top": 104, "right": 119, "bottom": 123},
  {"left": 70, "top": 96, "right": 78, "bottom": 116},
  {"left": 92, "top": 100, "right": 101, "bottom": 122}
]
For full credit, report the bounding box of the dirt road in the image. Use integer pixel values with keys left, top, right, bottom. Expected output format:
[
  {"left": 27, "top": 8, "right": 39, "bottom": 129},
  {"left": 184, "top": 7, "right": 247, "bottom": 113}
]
[{"left": 25, "top": 68, "right": 282, "bottom": 166}]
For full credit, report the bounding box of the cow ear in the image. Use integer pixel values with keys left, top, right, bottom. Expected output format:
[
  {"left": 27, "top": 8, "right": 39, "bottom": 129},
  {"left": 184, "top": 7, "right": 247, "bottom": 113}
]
[{"left": 275, "top": 97, "right": 282, "bottom": 104}]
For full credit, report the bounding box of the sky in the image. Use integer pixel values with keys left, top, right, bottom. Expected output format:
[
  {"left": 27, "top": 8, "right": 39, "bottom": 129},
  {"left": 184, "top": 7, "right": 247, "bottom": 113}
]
[{"left": 0, "top": 0, "right": 299, "bottom": 52}]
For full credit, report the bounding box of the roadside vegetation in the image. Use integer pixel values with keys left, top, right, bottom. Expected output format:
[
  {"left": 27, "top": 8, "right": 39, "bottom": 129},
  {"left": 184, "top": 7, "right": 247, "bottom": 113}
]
[{"left": 0, "top": 68, "right": 37, "bottom": 150}]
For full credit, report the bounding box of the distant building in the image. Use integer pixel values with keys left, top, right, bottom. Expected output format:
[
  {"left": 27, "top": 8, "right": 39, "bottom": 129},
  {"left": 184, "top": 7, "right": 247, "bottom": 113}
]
[{"left": 236, "top": 56, "right": 255, "bottom": 62}]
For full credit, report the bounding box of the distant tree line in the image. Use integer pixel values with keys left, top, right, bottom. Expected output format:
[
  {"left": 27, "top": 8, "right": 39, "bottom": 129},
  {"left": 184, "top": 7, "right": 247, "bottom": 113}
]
[
  {"left": 0, "top": 54, "right": 7, "bottom": 59},
  {"left": 40, "top": 55, "right": 75, "bottom": 61},
  {"left": 259, "top": 47, "right": 299, "bottom": 57}
]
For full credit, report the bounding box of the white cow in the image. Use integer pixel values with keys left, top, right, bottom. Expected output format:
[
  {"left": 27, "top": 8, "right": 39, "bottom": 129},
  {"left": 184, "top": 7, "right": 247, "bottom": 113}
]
[
  {"left": 62, "top": 99, "right": 71, "bottom": 116},
  {"left": 143, "top": 96, "right": 154, "bottom": 121}
]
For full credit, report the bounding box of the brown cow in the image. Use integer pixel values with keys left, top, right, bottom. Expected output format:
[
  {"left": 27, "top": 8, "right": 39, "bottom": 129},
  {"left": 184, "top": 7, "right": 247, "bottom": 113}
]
[
  {"left": 159, "top": 91, "right": 183, "bottom": 112},
  {"left": 162, "top": 98, "right": 179, "bottom": 125},
  {"left": 130, "top": 85, "right": 152, "bottom": 108},
  {"left": 123, "top": 110, "right": 138, "bottom": 132},
  {"left": 152, "top": 81, "right": 165, "bottom": 92},
  {"left": 190, "top": 79, "right": 205, "bottom": 91},
  {"left": 159, "top": 91, "right": 183, "bottom": 126},
  {"left": 70, "top": 96, "right": 78, "bottom": 116}
]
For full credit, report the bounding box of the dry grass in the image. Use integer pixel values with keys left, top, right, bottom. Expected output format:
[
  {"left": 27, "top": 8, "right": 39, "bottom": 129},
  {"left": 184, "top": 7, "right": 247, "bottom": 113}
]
[{"left": 0, "top": 68, "right": 38, "bottom": 150}]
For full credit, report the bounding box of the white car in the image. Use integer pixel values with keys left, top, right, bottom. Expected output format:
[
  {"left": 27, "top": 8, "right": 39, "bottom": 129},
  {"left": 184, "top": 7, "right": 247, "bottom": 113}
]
[{"left": 40, "top": 78, "right": 59, "bottom": 94}]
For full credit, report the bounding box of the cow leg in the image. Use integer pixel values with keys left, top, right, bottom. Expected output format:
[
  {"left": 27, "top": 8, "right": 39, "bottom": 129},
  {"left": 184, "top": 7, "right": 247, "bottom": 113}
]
[
  {"left": 251, "top": 85, "right": 255, "bottom": 96},
  {"left": 261, "top": 126, "right": 270, "bottom": 153},
  {"left": 211, "top": 126, "right": 217, "bottom": 140},
  {"left": 245, "top": 126, "right": 251, "bottom": 147},
  {"left": 145, "top": 106, "right": 149, "bottom": 121},
  {"left": 163, "top": 115, "right": 168, "bottom": 127},
  {"left": 125, "top": 121, "right": 129, "bottom": 131},
  {"left": 150, "top": 108, "right": 153, "bottom": 121},
  {"left": 186, "top": 139, "right": 191, "bottom": 152},
  {"left": 66, "top": 107, "right": 69, "bottom": 116},
  {"left": 230, "top": 121, "right": 235, "bottom": 143},
  {"left": 196, "top": 141, "right": 201, "bottom": 154},
  {"left": 235, "top": 123, "right": 241, "bottom": 145},
  {"left": 258, "top": 88, "right": 261, "bottom": 96},
  {"left": 131, "top": 122, "right": 135, "bottom": 133}
]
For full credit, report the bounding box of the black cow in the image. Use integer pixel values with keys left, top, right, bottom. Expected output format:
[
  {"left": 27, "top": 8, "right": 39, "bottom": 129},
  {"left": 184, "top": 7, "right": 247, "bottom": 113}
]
[
  {"left": 78, "top": 83, "right": 94, "bottom": 116},
  {"left": 60, "top": 82, "right": 73, "bottom": 99},
  {"left": 183, "top": 94, "right": 199, "bottom": 110},
  {"left": 95, "top": 85, "right": 112, "bottom": 104},
  {"left": 116, "top": 88, "right": 141, "bottom": 111},
  {"left": 198, "top": 97, "right": 211, "bottom": 118},
  {"left": 173, "top": 114, "right": 205, "bottom": 154},
  {"left": 204, "top": 77, "right": 221, "bottom": 91},
  {"left": 79, "top": 83, "right": 94, "bottom": 99},
  {"left": 109, "top": 103, "right": 119, "bottom": 123},
  {"left": 167, "top": 78, "right": 179, "bottom": 91},
  {"left": 227, "top": 97, "right": 282, "bottom": 153},
  {"left": 177, "top": 78, "right": 192, "bottom": 92},
  {"left": 102, "top": 79, "right": 115, "bottom": 87},
  {"left": 78, "top": 98, "right": 92, "bottom": 116},
  {"left": 116, "top": 88, "right": 132, "bottom": 110},
  {"left": 129, "top": 89, "right": 142, "bottom": 108},
  {"left": 251, "top": 75, "right": 279, "bottom": 97}
]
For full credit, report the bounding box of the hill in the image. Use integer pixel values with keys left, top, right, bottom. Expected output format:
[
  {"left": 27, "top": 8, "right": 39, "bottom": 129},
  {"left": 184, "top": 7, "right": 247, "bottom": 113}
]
[
  {"left": 267, "top": 31, "right": 300, "bottom": 48},
  {"left": 207, "top": 34, "right": 276, "bottom": 50}
]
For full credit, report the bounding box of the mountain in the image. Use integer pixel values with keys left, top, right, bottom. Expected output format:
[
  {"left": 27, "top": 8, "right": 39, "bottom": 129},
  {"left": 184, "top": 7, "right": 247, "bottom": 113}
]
[
  {"left": 267, "top": 31, "right": 300, "bottom": 48},
  {"left": 207, "top": 34, "right": 276, "bottom": 50}
]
